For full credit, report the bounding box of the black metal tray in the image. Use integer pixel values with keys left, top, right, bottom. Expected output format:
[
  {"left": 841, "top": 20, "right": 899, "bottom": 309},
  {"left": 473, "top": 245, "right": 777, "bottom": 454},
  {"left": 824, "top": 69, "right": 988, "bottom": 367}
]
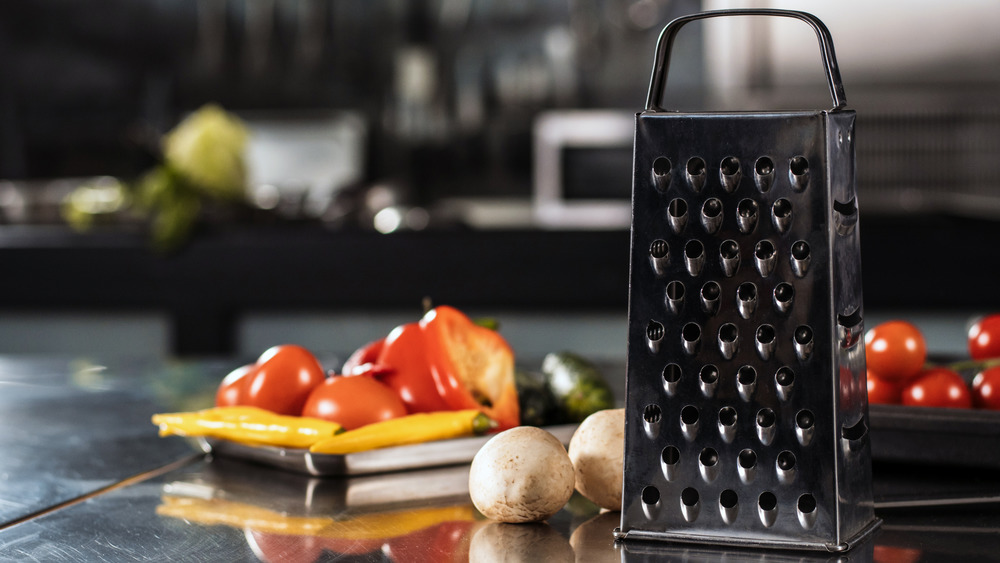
[{"left": 869, "top": 403, "right": 1000, "bottom": 469}]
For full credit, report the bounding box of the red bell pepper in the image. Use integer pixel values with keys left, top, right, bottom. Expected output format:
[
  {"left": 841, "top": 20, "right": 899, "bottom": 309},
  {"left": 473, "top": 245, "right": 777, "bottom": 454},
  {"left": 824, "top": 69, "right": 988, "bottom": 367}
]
[
  {"left": 420, "top": 306, "right": 520, "bottom": 431},
  {"left": 376, "top": 322, "right": 452, "bottom": 413}
]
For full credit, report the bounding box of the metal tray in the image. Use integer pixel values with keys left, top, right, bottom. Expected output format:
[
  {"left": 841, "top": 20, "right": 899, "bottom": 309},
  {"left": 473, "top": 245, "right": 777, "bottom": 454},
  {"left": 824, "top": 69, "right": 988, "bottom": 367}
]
[
  {"left": 869, "top": 403, "right": 1000, "bottom": 469},
  {"left": 196, "top": 424, "right": 579, "bottom": 477}
]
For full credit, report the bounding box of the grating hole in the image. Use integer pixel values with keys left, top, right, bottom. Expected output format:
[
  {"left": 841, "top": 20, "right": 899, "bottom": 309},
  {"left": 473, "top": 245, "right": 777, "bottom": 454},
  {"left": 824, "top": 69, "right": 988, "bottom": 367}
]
[
  {"left": 663, "top": 363, "right": 682, "bottom": 384},
  {"left": 650, "top": 239, "right": 669, "bottom": 259},
  {"left": 792, "top": 240, "right": 810, "bottom": 260},
  {"left": 737, "top": 198, "right": 758, "bottom": 218},
  {"left": 681, "top": 487, "right": 700, "bottom": 507},
  {"left": 834, "top": 197, "right": 858, "bottom": 217},
  {"left": 794, "top": 325, "right": 813, "bottom": 344},
  {"left": 796, "top": 409, "right": 815, "bottom": 429},
  {"left": 642, "top": 485, "right": 660, "bottom": 505},
  {"left": 687, "top": 157, "right": 706, "bottom": 176},
  {"left": 700, "top": 365, "right": 719, "bottom": 384},
  {"left": 737, "top": 282, "right": 757, "bottom": 301},
  {"left": 720, "top": 489, "right": 739, "bottom": 509},
  {"left": 643, "top": 404, "right": 662, "bottom": 424},
  {"left": 699, "top": 448, "right": 719, "bottom": 467},
  {"left": 681, "top": 405, "right": 699, "bottom": 425},
  {"left": 721, "top": 156, "right": 740, "bottom": 176},
  {"left": 842, "top": 418, "right": 868, "bottom": 441},
  {"left": 777, "top": 451, "right": 796, "bottom": 470},
  {"left": 756, "top": 408, "right": 776, "bottom": 428},
  {"left": 739, "top": 449, "right": 757, "bottom": 469},
  {"left": 773, "top": 198, "right": 792, "bottom": 218},
  {"left": 775, "top": 283, "right": 794, "bottom": 304},
  {"left": 776, "top": 366, "right": 795, "bottom": 386},
  {"left": 719, "top": 323, "right": 738, "bottom": 343},
  {"left": 755, "top": 240, "right": 775, "bottom": 259},
  {"left": 703, "top": 198, "right": 723, "bottom": 218},
  {"left": 668, "top": 198, "right": 687, "bottom": 218},
  {"left": 662, "top": 445, "right": 680, "bottom": 465},
  {"left": 720, "top": 240, "right": 740, "bottom": 259},
  {"left": 682, "top": 322, "right": 702, "bottom": 342},
  {"left": 685, "top": 240, "right": 704, "bottom": 259},
  {"left": 719, "top": 406, "right": 737, "bottom": 426},
  {"left": 755, "top": 156, "right": 774, "bottom": 176},
  {"left": 756, "top": 325, "right": 776, "bottom": 344},
  {"left": 647, "top": 321, "right": 665, "bottom": 341},
  {"left": 838, "top": 307, "right": 863, "bottom": 329},
  {"left": 790, "top": 156, "right": 809, "bottom": 176},
  {"left": 653, "top": 156, "right": 672, "bottom": 178},
  {"left": 798, "top": 494, "right": 817, "bottom": 514},
  {"left": 738, "top": 366, "right": 757, "bottom": 385},
  {"left": 667, "top": 281, "right": 685, "bottom": 300},
  {"left": 701, "top": 281, "right": 720, "bottom": 301},
  {"left": 758, "top": 492, "right": 778, "bottom": 511}
]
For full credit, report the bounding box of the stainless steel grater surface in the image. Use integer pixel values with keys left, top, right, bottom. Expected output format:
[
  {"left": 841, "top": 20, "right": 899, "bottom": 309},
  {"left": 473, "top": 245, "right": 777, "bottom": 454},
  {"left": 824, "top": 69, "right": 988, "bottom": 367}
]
[{"left": 616, "top": 9, "right": 880, "bottom": 553}]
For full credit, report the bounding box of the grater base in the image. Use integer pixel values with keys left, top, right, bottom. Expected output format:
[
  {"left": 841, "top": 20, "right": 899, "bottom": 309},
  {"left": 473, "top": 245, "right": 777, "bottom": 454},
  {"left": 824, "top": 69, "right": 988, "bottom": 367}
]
[{"left": 614, "top": 516, "right": 882, "bottom": 553}]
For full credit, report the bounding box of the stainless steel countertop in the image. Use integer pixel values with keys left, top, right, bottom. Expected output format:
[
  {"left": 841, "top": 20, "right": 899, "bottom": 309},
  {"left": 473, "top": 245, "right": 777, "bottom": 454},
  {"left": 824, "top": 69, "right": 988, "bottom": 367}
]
[
  {"left": 0, "top": 357, "right": 221, "bottom": 527},
  {"left": 1, "top": 356, "right": 1000, "bottom": 562}
]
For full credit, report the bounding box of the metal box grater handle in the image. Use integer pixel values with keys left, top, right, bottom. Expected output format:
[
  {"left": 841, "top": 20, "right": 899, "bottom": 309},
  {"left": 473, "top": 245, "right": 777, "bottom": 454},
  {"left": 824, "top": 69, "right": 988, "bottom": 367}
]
[
  {"left": 617, "top": 9, "right": 880, "bottom": 554},
  {"left": 645, "top": 9, "right": 847, "bottom": 112}
]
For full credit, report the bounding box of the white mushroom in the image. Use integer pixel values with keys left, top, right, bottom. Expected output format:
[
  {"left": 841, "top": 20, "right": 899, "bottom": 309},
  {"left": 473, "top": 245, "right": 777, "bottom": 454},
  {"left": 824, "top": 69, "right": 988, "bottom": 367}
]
[
  {"left": 567, "top": 408, "right": 625, "bottom": 511},
  {"left": 469, "top": 522, "right": 574, "bottom": 562},
  {"left": 469, "top": 426, "right": 575, "bottom": 523}
]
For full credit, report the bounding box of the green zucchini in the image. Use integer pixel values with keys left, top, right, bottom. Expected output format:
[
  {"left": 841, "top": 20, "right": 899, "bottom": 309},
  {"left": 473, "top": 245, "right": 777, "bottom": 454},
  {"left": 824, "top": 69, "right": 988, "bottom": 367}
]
[
  {"left": 541, "top": 352, "right": 615, "bottom": 423},
  {"left": 515, "top": 369, "right": 558, "bottom": 427}
]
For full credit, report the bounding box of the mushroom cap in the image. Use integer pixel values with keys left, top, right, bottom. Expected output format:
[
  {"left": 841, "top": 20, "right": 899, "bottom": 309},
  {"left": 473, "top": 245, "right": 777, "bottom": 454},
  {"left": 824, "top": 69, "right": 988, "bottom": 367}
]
[{"left": 469, "top": 426, "right": 575, "bottom": 523}]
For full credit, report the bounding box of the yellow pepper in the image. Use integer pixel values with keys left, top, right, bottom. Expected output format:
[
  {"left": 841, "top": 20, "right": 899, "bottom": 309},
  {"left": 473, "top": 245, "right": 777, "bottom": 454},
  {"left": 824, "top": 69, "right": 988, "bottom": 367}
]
[
  {"left": 152, "top": 406, "right": 342, "bottom": 449},
  {"left": 309, "top": 409, "right": 494, "bottom": 455},
  {"left": 156, "top": 496, "right": 476, "bottom": 540}
]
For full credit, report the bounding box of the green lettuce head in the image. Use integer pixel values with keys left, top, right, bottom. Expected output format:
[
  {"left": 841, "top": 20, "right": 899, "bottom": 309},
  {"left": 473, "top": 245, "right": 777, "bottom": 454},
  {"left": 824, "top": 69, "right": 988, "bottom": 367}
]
[{"left": 163, "top": 104, "right": 249, "bottom": 200}]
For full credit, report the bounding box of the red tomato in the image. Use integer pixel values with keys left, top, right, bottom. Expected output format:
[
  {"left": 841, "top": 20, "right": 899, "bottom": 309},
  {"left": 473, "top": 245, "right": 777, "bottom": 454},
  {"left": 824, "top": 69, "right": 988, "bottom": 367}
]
[
  {"left": 901, "top": 368, "right": 972, "bottom": 409},
  {"left": 383, "top": 520, "right": 474, "bottom": 563},
  {"left": 873, "top": 545, "right": 922, "bottom": 563},
  {"left": 238, "top": 345, "right": 327, "bottom": 415},
  {"left": 866, "top": 370, "right": 902, "bottom": 405},
  {"left": 864, "top": 321, "right": 927, "bottom": 381},
  {"left": 341, "top": 338, "right": 385, "bottom": 375},
  {"left": 968, "top": 314, "right": 1000, "bottom": 360},
  {"left": 247, "top": 529, "right": 383, "bottom": 562},
  {"left": 215, "top": 363, "right": 252, "bottom": 407},
  {"left": 377, "top": 322, "right": 452, "bottom": 414},
  {"left": 302, "top": 374, "right": 407, "bottom": 430},
  {"left": 972, "top": 366, "right": 1000, "bottom": 410}
]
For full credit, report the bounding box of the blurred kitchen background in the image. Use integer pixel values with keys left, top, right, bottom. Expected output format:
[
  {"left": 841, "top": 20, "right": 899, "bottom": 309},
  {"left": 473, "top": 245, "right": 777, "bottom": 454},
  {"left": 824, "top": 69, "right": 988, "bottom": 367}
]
[{"left": 0, "top": 0, "right": 998, "bottom": 360}]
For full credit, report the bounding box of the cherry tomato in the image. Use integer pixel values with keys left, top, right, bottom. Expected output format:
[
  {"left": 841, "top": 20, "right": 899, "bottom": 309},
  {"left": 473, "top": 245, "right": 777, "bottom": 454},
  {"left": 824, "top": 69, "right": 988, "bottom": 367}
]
[
  {"left": 215, "top": 363, "right": 252, "bottom": 407},
  {"left": 238, "top": 345, "right": 327, "bottom": 415},
  {"left": 341, "top": 338, "right": 385, "bottom": 376},
  {"left": 901, "top": 368, "right": 972, "bottom": 409},
  {"left": 864, "top": 321, "right": 927, "bottom": 381},
  {"left": 377, "top": 322, "right": 452, "bottom": 414},
  {"left": 866, "top": 369, "right": 902, "bottom": 405},
  {"left": 302, "top": 374, "right": 407, "bottom": 430},
  {"left": 968, "top": 314, "right": 1000, "bottom": 360},
  {"left": 972, "top": 366, "right": 1000, "bottom": 410}
]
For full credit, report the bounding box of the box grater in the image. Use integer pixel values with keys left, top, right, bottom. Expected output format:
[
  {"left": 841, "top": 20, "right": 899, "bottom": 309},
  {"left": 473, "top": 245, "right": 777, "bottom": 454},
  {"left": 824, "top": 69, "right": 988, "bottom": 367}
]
[{"left": 616, "top": 9, "right": 880, "bottom": 552}]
